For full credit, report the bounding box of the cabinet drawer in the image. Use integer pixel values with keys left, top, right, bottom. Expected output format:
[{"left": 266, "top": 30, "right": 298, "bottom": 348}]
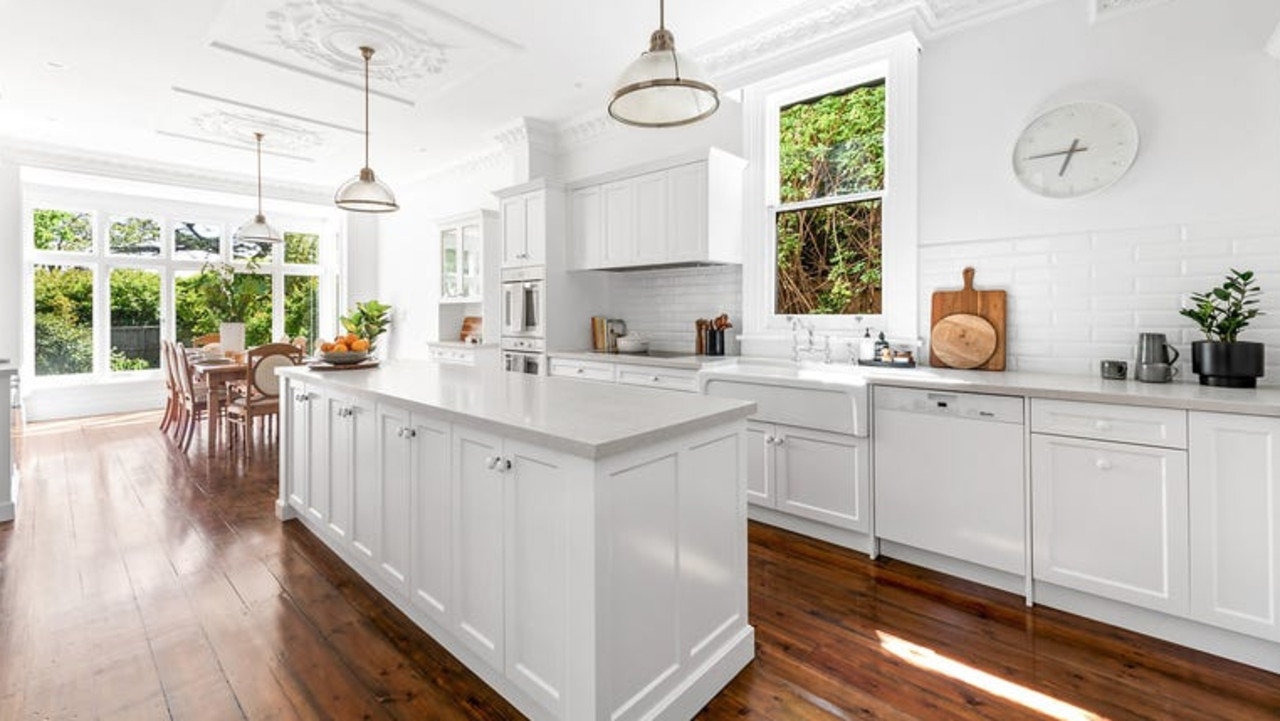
[
  {"left": 549, "top": 358, "right": 615, "bottom": 382},
  {"left": 429, "top": 347, "right": 475, "bottom": 366},
  {"left": 616, "top": 365, "right": 697, "bottom": 393},
  {"left": 1032, "top": 399, "right": 1187, "bottom": 449}
]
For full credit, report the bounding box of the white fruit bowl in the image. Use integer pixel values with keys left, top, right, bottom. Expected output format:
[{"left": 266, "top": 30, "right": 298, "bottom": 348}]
[
  {"left": 318, "top": 350, "right": 370, "bottom": 365},
  {"left": 616, "top": 336, "right": 649, "bottom": 354}
]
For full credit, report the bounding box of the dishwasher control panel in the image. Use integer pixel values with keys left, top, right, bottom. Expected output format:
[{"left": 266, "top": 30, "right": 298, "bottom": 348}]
[{"left": 873, "top": 386, "right": 1024, "bottom": 425}]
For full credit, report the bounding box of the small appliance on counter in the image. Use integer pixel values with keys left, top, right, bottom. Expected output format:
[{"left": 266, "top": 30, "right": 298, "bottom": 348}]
[
  {"left": 590, "top": 317, "right": 628, "bottom": 352},
  {"left": 1135, "top": 332, "right": 1179, "bottom": 383}
]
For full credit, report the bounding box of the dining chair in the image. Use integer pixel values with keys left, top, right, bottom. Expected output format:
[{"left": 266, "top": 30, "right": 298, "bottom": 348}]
[
  {"left": 160, "top": 340, "right": 177, "bottom": 435},
  {"left": 193, "top": 332, "right": 220, "bottom": 347},
  {"left": 225, "top": 343, "right": 301, "bottom": 456},
  {"left": 173, "top": 343, "right": 211, "bottom": 452}
]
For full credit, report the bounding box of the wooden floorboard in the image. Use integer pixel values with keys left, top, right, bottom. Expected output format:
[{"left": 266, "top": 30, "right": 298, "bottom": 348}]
[{"left": 1, "top": 411, "right": 1278, "bottom": 720}]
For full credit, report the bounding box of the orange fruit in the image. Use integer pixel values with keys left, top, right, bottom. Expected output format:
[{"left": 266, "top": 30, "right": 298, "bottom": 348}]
[
  {"left": 351, "top": 338, "right": 370, "bottom": 352},
  {"left": 320, "top": 341, "right": 334, "bottom": 352},
  {"left": 344, "top": 333, "right": 358, "bottom": 345},
  {"left": 332, "top": 342, "right": 349, "bottom": 352}
]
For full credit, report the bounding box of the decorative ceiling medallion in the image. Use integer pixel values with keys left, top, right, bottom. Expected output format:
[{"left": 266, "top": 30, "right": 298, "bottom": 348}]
[
  {"left": 208, "top": 0, "right": 519, "bottom": 106},
  {"left": 1089, "top": 0, "right": 1171, "bottom": 24},
  {"left": 191, "top": 110, "right": 324, "bottom": 155},
  {"left": 265, "top": 0, "right": 447, "bottom": 87}
]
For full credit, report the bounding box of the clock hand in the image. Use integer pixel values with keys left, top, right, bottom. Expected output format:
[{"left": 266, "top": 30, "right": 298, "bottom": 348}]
[
  {"left": 1058, "top": 138, "right": 1087, "bottom": 177},
  {"left": 1025, "top": 142, "right": 1091, "bottom": 162}
]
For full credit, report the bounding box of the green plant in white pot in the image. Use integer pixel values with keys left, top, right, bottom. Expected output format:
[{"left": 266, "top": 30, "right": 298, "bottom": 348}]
[{"left": 1179, "top": 268, "right": 1266, "bottom": 388}]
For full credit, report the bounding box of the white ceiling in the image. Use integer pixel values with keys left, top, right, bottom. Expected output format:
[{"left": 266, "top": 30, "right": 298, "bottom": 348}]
[{"left": 0, "top": 0, "right": 1033, "bottom": 191}]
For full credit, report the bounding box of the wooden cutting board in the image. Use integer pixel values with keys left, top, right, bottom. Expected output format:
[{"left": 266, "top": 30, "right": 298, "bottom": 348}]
[
  {"left": 930, "top": 267, "right": 1007, "bottom": 371},
  {"left": 931, "top": 314, "right": 997, "bottom": 369},
  {"left": 460, "top": 316, "right": 483, "bottom": 342}
]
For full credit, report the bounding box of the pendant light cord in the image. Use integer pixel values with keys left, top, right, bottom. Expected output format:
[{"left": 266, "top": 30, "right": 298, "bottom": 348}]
[
  {"left": 362, "top": 47, "right": 372, "bottom": 169},
  {"left": 254, "top": 132, "right": 264, "bottom": 216}
]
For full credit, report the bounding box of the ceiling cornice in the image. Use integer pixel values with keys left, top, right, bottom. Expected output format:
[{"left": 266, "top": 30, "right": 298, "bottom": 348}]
[
  {"left": 0, "top": 140, "right": 332, "bottom": 205},
  {"left": 1267, "top": 21, "right": 1280, "bottom": 59}
]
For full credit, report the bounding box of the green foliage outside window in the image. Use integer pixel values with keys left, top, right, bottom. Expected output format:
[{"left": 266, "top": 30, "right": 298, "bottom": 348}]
[
  {"left": 776, "top": 81, "right": 885, "bottom": 316},
  {"left": 109, "top": 217, "right": 161, "bottom": 256},
  {"left": 285, "top": 232, "right": 320, "bottom": 264},
  {"left": 109, "top": 268, "right": 161, "bottom": 370},
  {"left": 285, "top": 275, "right": 320, "bottom": 353},
  {"left": 33, "top": 209, "right": 93, "bottom": 252},
  {"left": 33, "top": 265, "right": 93, "bottom": 375}
]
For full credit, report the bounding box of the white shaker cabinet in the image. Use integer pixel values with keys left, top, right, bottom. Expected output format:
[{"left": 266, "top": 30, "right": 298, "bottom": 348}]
[
  {"left": 744, "top": 420, "right": 867, "bottom": 533},
  {"left": 1189, "top": 411, "right": 1280, "bottom": 641},
  {"left": 568, "top": 185, "right": 602, "bottom": 270},
  {"left": 452, "top": 427, "right": 506, "bottom": 668},
  {"left": 1031, "top": 433, "right": 1189, "bottom": 615},
  {"left": 322, "top": 391, "right": 375, "bottom": 547},
  {"left": 500, "top": 187, "right": 547, "bottom": 268},
  {"left": 284, "top": 380, "right": 316, "bottom": 515},
  {"left": 376, "top": 403, "right": 417, "bottom": 593}
]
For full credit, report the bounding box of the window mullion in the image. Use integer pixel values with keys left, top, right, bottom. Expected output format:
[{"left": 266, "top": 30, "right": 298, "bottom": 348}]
[{"left": 775, "top": 189, "right": 885, "bottom": 214}]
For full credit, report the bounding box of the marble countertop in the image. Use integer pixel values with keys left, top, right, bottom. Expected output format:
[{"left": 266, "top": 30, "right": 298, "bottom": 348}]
[
  {"left": 701, "top": 359, "right": 1280, "bottom": 417},
  {"left": 549, "top": 350, "right": 738, "bottom": 371},
  {"left": 279, "top": 362, "right": 754, "bottom": 459}
]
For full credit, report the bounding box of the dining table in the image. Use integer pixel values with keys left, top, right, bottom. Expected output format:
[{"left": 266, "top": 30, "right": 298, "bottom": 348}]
[{"left": 190, "top": 358, "right": 246, "bottom": 449}]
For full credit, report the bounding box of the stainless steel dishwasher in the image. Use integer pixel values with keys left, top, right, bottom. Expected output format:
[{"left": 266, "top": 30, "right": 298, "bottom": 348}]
[{"left": 873, "top": 386, "right": 1025, "bottom": 575}]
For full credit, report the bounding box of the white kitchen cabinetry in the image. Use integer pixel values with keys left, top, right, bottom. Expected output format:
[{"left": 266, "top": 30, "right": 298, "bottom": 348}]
[
  {"left": 284, "top": 380, "right": 320, "bottom": 516},
  {"left": 428, "top": 342, "right": 498, "bottom": 368},
  {"left": 451, "top": 427, "right": 506, "bottom": 668},
  {"left": 439, "top": 211, "right": 494, "bottom": 303},
  {"left": 500, "top": 185, "right": 548, "bottom": 268},
  {"left": 1031, "top": 400, "right": 1189, "bottom": 615},
  {"left": 1189, "top": 412, "right": 1280, "bottom": 641},
  {"left": 568, "top": 149, "right": 745, "bottom": 270},
  {"left": 615, "top": 364, "right": 698, "bottom": 393},
  {"left": 548, "top": 357, "right": 616, "bottom": 383},
  {"left": 753, "top": 421, "right": 867, "bottom": 531},
  {"left": 321, "top": 390, "right": 375, "bottom": 547}
]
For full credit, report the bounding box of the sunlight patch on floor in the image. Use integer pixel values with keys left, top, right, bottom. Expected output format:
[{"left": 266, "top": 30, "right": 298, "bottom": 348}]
[{"left": 876, "top": 631, "right": 1106, "bottom": 721}]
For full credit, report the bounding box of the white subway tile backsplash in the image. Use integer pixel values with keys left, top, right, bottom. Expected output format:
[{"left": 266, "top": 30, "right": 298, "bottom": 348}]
[
  {"left": 920, "top": 218, "right": 1280, "bottom": 385},
  {"left": 607, "top": 264, "right": 743, "bottom": 354}
]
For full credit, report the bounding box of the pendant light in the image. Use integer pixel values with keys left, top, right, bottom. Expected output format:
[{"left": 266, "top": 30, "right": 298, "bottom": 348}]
[
  {"left": 608, "top": 0, "right": 719, "bottom": 128},
  {"left": 334, "top": 46, "right": 399, "bottom": 213},
  {"left": 234, "top": 132, "right": 282, "bottom": 243}
]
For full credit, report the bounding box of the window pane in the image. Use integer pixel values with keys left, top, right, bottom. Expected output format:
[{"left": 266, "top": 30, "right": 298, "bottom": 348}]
[
  {"left": 233, "top": 236, "right": 273, "bottom": 262},
  {"left": 110, "top": 268, "right": 160, "bottom": 370},
  {"left": 33, "top": 264, "right": 94, "bottom": 376},
  {"left": 33, "top": 209, "right": 93, "bottom": 252},
  {"left": 775, "top": 199, "right": 882, "bottom": 316},
  {"left": 174, "top": 270, "right": 219, "bottom": 347},
  {"left": 285, "top": 275, "right": 320, "bottom": 353},
  {"left": 779, "top": 81, "right": 885, "bottom": 202},
  {"left": 108, "top": 216, "right": 161, "bottom": 256},
  {"left": 238, "top": 273, "right": 273, "bottom": 347},
  {"left": 173, "top": 222, "right": 221, "bottom": 261},
  {"left": 284, "top": 232, "right": 320, "bottom": 264}
]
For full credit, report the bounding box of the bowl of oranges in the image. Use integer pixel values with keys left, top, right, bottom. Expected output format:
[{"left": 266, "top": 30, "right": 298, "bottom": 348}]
[{"left": 318, "top": 334, "right": 372, "bottom": 365}]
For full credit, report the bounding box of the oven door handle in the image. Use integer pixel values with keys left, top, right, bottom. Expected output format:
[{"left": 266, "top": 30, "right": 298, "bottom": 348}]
[{"left": 504, "top": 284, "right": 526, "bottom": 334}]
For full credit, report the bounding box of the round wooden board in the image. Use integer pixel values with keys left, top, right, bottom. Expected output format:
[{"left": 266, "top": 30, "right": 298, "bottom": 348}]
[{"left": 931, "top": 313, "right": 998, "bottom": 369}]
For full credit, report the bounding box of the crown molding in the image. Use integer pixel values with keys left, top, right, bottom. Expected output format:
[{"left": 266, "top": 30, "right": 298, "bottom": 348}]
[
  {"left": 1268, "top": 21, "right": 1280, "bottom": 59},
  {"left": 1088, "top": 0, "right": 1172, "bottom": 25},
  {"left": 0, "top": 139, "right": 332, "bottom": 205}
]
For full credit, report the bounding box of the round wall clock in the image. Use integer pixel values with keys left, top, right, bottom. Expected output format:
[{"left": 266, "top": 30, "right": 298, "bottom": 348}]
[{"left": 1011, "top": 101, "right": 1140, "bottom": 199}]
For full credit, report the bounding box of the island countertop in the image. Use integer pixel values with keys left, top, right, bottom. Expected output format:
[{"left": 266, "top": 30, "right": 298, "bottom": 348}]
[{"left": 279, "top": 361, "right": 755, "bottom": 459}]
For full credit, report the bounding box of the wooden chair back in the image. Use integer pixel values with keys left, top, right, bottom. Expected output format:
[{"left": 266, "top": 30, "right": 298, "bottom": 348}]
[
  {"left": 193, "top": 333, "right": 220, "bottom": 346},
  {"left": 244, "top": 343, "right": 302, "bottom": 398}
]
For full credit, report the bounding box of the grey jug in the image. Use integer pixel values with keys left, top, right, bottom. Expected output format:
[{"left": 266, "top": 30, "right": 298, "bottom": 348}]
[{"left": 1136, "top": 333, "right": 1180, "bottom": 383}]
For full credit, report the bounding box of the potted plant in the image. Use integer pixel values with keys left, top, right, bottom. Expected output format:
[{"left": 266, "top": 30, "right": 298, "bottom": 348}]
[
  {"left": 340, "top": 299, "right": 392, "bottom": 354},
  {"left": 1179, "top": 268, "right": 1266, "bottom": 388},
  {"left": 195, "top": 258, "right": 269, "bottom": 352}
]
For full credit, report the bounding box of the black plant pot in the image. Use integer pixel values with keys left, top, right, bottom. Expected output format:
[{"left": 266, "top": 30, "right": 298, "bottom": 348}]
[{"left": 1190, "top": 340, "right": 1265, "bottom": 388}]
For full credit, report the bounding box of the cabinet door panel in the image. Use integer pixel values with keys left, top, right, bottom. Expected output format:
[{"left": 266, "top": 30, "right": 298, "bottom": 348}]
[
  {"left": 501, "top": 196, "right": 527, "bottom": 266},
  {"left": 602, "top": 180, "right": 634, "bottom": 268},
  {"left": 349, "top": 402, "right": 383, "bottom": 565},
  {"left": 667, "top": 163, "right": 706, "bottom": 262},
  {"left": 378, "top": 405, "right": 413, "bottom": 592},
  {"left": 1190, "top": 412, "right": 1280, "bottom": 640},
  {"left": 1032, "top": 435, "right": 1188, "bottom": 614},
  {"left": 745, "top": 421, "right": 773, "bottom": 507},
  {"left": 286, "top": 382, "right": 311, "bottom": 512},
  {"left": 776, "top": 426, "right": 867, "bottom": 532},
  {"left": 324, "top": 394, "right": 353, "bottom": 542},
  {"left": 633, "top": 171, "right": 668, "bottom": 265},
  {"left": 505, "top": 441, "right": 569, "bottom": 715},
  {"left": 524, "top": 193, "right": 546, "bottom": 266},
  {"left": 453, "top": 429, "right": 505, "bottom": 667},
  {"left": 411, "top": 415, "right": 452, "bottom": 624},
  {"left": 569, "top": 187, "right": 601, "bottom": 270}
]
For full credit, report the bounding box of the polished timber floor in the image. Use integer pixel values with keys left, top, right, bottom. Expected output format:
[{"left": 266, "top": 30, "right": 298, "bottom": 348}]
[{"left": 2, "top": 412, "right": 1279, "bottom": 720}]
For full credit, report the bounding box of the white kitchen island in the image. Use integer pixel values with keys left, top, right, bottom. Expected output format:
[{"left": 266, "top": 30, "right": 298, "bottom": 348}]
[{"left": 276, "top": 362, "right": 756, "bottom": 721}]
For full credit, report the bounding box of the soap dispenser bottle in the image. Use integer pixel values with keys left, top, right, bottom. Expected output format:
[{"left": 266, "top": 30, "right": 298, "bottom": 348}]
[
  {"left": 874, "top": 331, "right": 890, "bottom": 362},
  {"left": 858, "top": 328, "right": 876, "bottom": 361}
]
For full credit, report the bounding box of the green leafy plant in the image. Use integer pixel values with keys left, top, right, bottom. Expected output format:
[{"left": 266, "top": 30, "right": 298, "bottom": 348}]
[
  {"left": 1179, "top": 268, "right": 1264, "bottom": 342},
  {"left": 340, "top": 300, "right": 392, "bottom": 346},
  {"left": 193, "top": 257, "right": 269, "bottom": 323}
]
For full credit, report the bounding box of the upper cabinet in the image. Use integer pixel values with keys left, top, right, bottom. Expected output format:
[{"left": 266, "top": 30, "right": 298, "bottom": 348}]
[
  {"left": 439, "top": 211, "right": 496, "bottom": 303},
  {"left": 568, "top": 148, "right": 745, "bottom": 271},
  {"left": 497, "top": 179, "right": 563, "bottom": 269}
]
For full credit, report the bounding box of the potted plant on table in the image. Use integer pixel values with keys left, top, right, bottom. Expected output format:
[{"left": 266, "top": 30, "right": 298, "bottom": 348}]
[
  {"left": 340, "top": 299, "right": 392, "bottom": 355},
  {"left": 195, "top": 258, "right": 269, "bottom": 353},
  {"left": 1180, "top": 268, "right": 1266, "bottom": 388}
]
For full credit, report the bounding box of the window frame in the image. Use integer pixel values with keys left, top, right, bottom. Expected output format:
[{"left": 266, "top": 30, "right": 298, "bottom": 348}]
[
  {"left": 742, "top": 33, "right": 919, "bottom": 342},
  {"left": 22, "top": 184, "right": 342, "bottom": 387}
]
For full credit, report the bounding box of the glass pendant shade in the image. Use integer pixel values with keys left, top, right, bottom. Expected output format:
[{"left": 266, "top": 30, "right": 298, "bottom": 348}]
[
  {"left": 334, "top": 167, "right": 398, "bottom": 212},
  {"left": 235, "top": 132, "right": 282, "bottom": 243},
  {"left": 336, "top": 46, "right": 399, "bottom": 213},
  {"left": 608, "top": 2, "right": 719, "bottom": 128}
]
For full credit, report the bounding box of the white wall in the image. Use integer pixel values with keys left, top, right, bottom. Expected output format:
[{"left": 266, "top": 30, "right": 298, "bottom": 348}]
[
  {"left": 915, "top": 0, "right": 1280, "bottom": 380},
  {"left": 0, "top": 158, "right": 21, "bottom": 364},
  {"left": 375, "top": 156, "right": 515, "bottom": 359},
  {"left": 920, "top": 0, "right": 1280, "bottom": 242}
]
